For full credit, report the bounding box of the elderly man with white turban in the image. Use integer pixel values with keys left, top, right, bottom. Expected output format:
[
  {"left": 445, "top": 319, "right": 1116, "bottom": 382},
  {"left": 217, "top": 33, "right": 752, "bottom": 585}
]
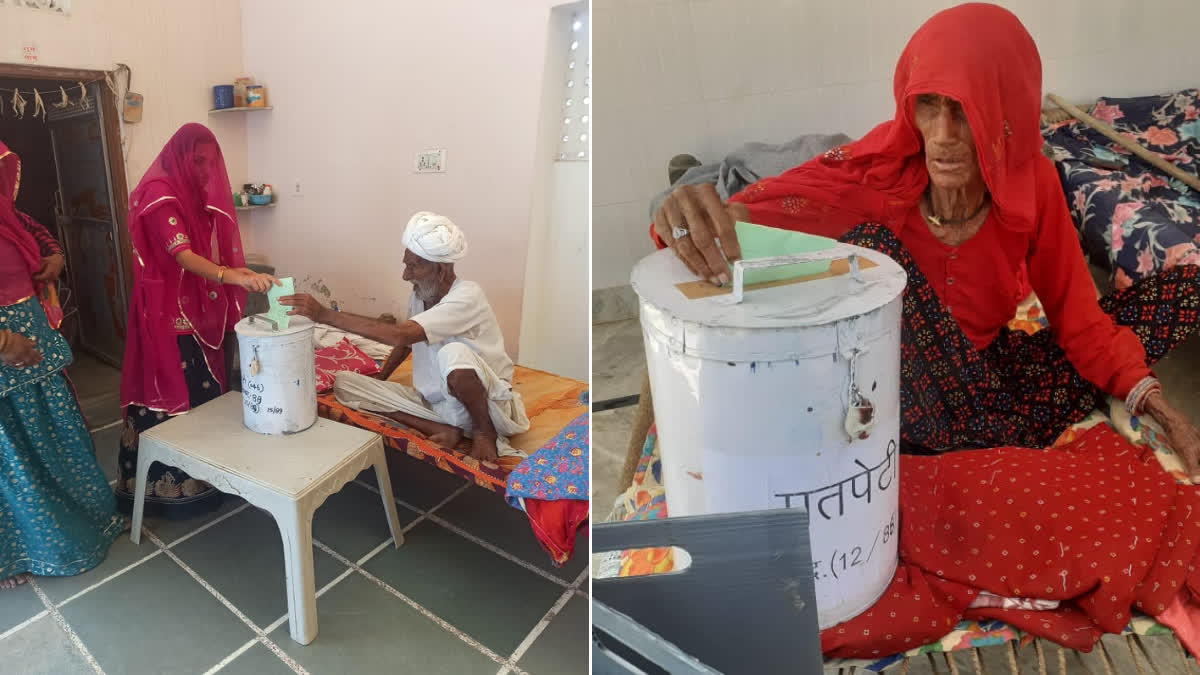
[{"left": 280, "top": 212, "right": 529, "bottom": 462}]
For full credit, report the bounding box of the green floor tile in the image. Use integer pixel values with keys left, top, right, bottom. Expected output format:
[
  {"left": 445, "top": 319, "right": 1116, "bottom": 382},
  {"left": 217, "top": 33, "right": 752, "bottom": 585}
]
[
  {"left": 215, "top": 641, "right": 296, "bottom": 675},
  {"left": 362, "top": 520, "right": 564, "bottom": 655},
  {"left": 171, "top": 506, "right": 346, "bottom": 628},
  {"left": 271, "top": 572, "right": 497, "bottom": 674},
  {"left": 0, "top": 581, "right": 44, "bottom": 634},
  {"left": 378, "top": 451, "right": 469, "bottom": 511},
  {"left": 518, "top": 594, "right": 589, "bottom": 675},
  {"left": 58, "top": 553, "right": 254, "bottom": 674},
  {"left": 313, "top": 481, "right": 419, "bottom": 563},
  {"left": 436, "top": 485, "right": 588, "bottom": 582},
  {"left": 37, "top": 535, "right": 160, "bottom": 606},
  {"left": 142, "top": 494, "right": 248, "bottom": 545},
  {"left": 0, "top": 614, "right": 92, "bottom": 675}
]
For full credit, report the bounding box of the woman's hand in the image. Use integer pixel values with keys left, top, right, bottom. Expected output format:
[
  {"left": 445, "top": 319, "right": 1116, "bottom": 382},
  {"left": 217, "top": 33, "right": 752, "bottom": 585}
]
[
  {"left": 1143, "top": 391, "right": 1200, "bottom": 482},
  {"left": 0, "top": 332, "right": 42, "bottom": 369},
  {"left": 652, "top": 183, "right": 748, "bottom": 285},
  {"left": 33, "top": 253, "right": 65, "bottom": 283},
  {"left": 226, "top": 268, "right": 279, "bottom": 293}
]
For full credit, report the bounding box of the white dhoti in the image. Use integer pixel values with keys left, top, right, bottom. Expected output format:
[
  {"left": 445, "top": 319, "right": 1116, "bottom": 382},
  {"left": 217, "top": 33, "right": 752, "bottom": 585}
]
[{"left": 333, "top": 342, "right": 530, "bottom": 457}]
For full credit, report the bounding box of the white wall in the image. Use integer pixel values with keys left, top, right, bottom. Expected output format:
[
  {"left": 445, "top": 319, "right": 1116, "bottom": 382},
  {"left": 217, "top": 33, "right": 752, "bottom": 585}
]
[
  {"left": 0, "top": 0, "right": 248, "bottom": 195},
  {"left": 593, "top": 0, "right": 1200, "bottom": 291},
  {"left": 519, "top": 2, "right": 590, "bottom": 382},
  {"left": 241, "top": 0, "right": 563, "bottom": 361},
  {"left": 520, "top": 162, "right": 590, "bottom": 380}
]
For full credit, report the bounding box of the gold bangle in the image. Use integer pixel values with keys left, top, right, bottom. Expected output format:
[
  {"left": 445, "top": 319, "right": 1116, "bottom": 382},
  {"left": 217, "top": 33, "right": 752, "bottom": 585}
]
[{"left": 217, "top": 266, "right": 227, "bottom": 284}]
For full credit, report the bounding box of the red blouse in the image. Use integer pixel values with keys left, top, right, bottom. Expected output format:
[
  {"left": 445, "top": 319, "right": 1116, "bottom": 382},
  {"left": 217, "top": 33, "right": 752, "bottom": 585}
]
[{"left": 651, "top": 159, "right": 1150, "bottom": 399}]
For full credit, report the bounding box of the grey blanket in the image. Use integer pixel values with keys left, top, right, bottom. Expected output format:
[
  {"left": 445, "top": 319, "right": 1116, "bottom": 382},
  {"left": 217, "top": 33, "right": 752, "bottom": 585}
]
[{"left": 648, "top": 133, "right": 852, "bottom": 218}]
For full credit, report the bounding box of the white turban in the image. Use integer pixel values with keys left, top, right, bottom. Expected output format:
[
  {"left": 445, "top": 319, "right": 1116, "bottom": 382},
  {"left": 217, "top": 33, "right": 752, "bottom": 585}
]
[{"left": 403, "top": 211, "right": 467, "bottom": 263}]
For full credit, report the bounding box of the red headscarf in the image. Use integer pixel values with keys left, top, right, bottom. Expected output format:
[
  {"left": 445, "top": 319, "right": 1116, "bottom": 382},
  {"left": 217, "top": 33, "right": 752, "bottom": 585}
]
[
  {"left": 0, "top": 143, "right": 42, "bottom": 279},
  {"left": 122, "top": 124, "right": 246, "bottom": 414},
  {"left": 731, "top": 3, "right": 1043, "bottom": 240}
]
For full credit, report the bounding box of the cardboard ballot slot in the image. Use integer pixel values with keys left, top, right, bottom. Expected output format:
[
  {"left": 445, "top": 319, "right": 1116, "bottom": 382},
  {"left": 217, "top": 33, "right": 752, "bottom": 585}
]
[{"left": 676, "top": 256, "right": 878, "bottom": 300}]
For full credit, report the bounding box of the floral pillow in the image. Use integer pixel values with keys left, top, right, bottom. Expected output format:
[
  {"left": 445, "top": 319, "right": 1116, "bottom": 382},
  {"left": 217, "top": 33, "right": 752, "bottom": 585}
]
[{"left": 314, "top": 338, "right": 380, "bottom": 392}]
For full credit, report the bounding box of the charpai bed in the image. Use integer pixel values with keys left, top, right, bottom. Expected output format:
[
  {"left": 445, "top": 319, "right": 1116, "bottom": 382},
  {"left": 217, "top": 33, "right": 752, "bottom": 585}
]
[
  {"left": 312, "top": 337, "right": 589, "bottom": 566},
  {"left": 603, "top": 298, "right": 1196, "bottom": 671}
]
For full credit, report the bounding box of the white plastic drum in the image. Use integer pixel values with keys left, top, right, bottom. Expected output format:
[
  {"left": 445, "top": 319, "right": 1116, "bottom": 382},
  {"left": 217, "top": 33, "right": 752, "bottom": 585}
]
[
  {"left": 632, "top": 243, "right": 908, "bottom": 629},
  {"left": 234, "top": 314, "right": 318, "bottom": 435}
]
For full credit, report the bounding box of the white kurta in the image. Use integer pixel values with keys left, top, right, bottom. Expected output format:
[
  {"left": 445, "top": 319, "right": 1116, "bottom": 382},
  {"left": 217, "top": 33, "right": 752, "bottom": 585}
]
[{"left": 333, "top": 280, "right": 530, "bottom": 456}]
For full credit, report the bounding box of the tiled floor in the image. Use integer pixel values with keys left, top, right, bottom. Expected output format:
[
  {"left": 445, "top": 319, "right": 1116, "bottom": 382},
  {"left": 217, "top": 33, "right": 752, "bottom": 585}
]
[{"left": 3, "top": 357, "right": 589, "bottom": 674}]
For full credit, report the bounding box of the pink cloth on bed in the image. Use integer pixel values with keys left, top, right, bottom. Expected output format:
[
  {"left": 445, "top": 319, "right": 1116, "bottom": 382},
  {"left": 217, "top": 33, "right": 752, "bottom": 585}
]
[{"left": 315, "top": 338, "right": 380, "bottom": 392}]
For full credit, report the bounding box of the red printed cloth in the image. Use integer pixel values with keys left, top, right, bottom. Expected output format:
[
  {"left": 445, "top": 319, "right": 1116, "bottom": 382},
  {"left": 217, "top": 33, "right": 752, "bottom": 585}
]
[
  {"left": 824, "top": 424, "right": 1200, "bottom": 659},
  {"left": 314, "top": 338, "right": 380, "bottom": 392}
]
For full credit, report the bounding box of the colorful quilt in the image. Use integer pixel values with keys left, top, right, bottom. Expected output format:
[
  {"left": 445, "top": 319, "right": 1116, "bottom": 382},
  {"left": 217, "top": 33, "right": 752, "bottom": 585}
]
[
  {"left": 506, "top": 412, "right": 589, "bottom": 506},
  {"left": 1042, "top": 89, "right": 1200, "bottom": 290},
  {"left": 604, "top": 297, "right": 1192, "bottom": 670}
]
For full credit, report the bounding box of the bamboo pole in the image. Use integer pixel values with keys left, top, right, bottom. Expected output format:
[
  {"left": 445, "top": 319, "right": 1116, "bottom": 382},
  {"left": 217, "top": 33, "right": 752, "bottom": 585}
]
[{"left": 1047, "top": 93, "right": 1200, "bottom": 193}]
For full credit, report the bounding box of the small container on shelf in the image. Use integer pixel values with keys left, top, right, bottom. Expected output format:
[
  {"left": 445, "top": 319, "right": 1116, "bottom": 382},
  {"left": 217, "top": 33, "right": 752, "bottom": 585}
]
[
  {"left": 249, "top": 194, "right": 272, "bottom": 206},
  {"left": 212, "top": 85, "right": 235, "bottom": 110},
  {"left": 246, "top": 85, "right": 267, "bottom": 108}
]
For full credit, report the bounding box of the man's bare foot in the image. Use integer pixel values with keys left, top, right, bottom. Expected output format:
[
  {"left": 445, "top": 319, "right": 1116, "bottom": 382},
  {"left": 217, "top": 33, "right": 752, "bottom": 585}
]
[
  {"left": 468, "top": 435, "right": 500, "bottom": 463},
  {"left": 0, "top": 574, "right": 30, "bottom": 590},
  {"left": 428, "top": 426, "right": 463, "bottom": 448}
]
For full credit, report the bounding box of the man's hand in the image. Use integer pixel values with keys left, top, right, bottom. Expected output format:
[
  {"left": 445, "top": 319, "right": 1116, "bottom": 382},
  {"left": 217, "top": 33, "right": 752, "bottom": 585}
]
[
  {"left": 33, "top": 253, "right": 65, "bottom": 283},
  {"left": 1144, "top": 391, "right": 1200, "bottom": 483},
  {"left": 278, "top": 293, "right": 331, "bottom": 323},
  {"left": 652, "top": 183, "right": 749, "bottom": 285}
]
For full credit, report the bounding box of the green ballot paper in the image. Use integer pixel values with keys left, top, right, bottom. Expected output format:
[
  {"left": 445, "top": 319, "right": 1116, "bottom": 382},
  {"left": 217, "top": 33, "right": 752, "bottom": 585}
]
[
  {"left": 733, "top": 221, "right": 836, "bottom": 286},
  {"left": 266, "top": 277, "right": 295, "bottom": 330}
]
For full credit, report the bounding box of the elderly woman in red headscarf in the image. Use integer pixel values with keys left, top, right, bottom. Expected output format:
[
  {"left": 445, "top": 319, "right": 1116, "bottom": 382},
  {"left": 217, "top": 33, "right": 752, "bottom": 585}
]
[
  {"left": 117, "top": 124, "right": 276, "bottom": 519},
  {"left": 0, "top": 141, "right": 121, "bottom": 590},
  {"left": 651, "top": 3, "right": 1200, "bottom": 477}
]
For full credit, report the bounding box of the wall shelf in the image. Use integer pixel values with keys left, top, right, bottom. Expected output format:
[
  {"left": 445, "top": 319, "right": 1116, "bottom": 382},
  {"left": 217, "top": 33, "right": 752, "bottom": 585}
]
[
  {"left": 235, "top": 203, "right": 277, "bottom": 212},
  {"left": 209, "top": 106, "right": 273, "bottom": 114}
]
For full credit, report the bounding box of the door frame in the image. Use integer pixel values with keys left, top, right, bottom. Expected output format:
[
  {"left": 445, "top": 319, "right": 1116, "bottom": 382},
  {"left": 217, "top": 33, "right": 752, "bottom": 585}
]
[{"left": 0, "top": 62, "right": 133, "bottom": 305}]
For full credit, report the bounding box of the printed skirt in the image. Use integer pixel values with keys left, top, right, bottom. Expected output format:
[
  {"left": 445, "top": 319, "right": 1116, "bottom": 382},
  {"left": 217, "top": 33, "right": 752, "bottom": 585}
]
[{"left": 0, "top": 298, "right": 121, "bottom": 578}]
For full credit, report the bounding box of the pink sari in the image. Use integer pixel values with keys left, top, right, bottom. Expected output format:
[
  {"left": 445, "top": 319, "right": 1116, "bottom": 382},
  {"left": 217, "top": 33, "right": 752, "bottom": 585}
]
[{"left": 121, "top": 124, "right": 246, "bottom": 415}]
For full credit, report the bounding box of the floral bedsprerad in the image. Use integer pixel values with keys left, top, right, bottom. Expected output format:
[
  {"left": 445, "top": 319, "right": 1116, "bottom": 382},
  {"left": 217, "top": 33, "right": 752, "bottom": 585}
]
[
  {"left": 505, "top": 412, "right": 589, "bottom": 506},
  {"left": 1042, "top": 89, "right": 1200, "bottom": 290}
]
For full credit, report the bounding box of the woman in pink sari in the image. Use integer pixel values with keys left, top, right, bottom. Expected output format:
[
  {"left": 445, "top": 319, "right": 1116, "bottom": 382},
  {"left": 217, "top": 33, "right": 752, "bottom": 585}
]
[{"left": 117, "top": 124, "right": 276, "bottom": 519}]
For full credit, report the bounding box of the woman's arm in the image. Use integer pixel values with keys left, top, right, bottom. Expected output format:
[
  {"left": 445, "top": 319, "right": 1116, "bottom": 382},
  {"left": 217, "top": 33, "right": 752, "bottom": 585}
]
[
  {"left": 1024, "top": 157, "right": 1149, "bottom": 398},
  {"left": 18, "top": 212, "right": 66, "bottom": 282},
  {"left": 18, "top": 211, "right": 62, "bottom": 257},
  {"left": 1026, "top": 159, "right": 1200, "bottom": 479},
  {"left": 174, "top": 250, "right": 278, "bottom": 293}
]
